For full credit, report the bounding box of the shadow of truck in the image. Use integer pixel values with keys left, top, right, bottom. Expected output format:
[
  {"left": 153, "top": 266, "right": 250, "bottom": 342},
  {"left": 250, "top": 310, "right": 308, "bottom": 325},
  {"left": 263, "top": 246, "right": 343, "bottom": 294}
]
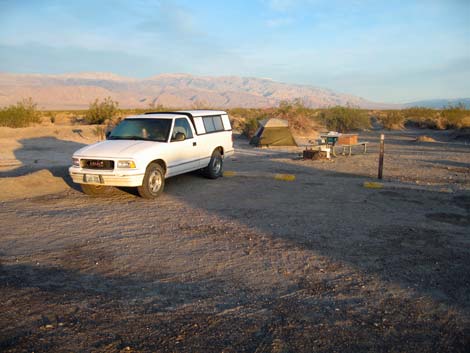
[{"left": 0, "top": 137, "right": 87, "bottom": 190}]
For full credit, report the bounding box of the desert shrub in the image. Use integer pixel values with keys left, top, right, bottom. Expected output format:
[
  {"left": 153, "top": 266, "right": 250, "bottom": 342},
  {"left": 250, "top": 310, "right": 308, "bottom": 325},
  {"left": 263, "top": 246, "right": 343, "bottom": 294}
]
[
  {"left": 441, "top": 103, "right": 470, "bottom": 129},
  {"left": 233, "top": 100, "right": 315, "bottom": 137},
  {"left": 276, "top": 99, "right": 318, "bottom": 124},
  {"left": 242, "top": 117, "right": 264, "bottom": 137},
  {"left": 402, "top": 107, "right": 435, "bottom": 120},
  {"left": 235, "top": 110, "right": 268, "bottom": 137},
  {"left": 402, "top": 105, "right": 470, "bottom": 129},
  {"left": 231, "top": 100, "right": 324, "bottom": 137},
  {"left": 84, "top": 97, "right": 119, "bottom": 124},
  {"left": 275, "top": 100, "right": 322, "bottom": 135},
  {"left": 319, "top": 106, "right": 369, "bottom": 132},
  {"left": 147, "top": 101, "right": 167, "bottom": 112},
  {"left": 0, "top": 98, "right": 40, "bottom": 128},
  {"left": 93, "top": 125, "right": 106, "bottom": 140},
  {"left": 228, "top": 107, "right": 266, "bottom": 136},
  {"left": 276, "top": 99, "right": 317, "bottom": 118},
  {"left": 402, "top": 107, "right": 442, "bottom": 128},
  {"left": 409, "top": 116, "right": 447, "bottom": 129},
  {"left": 229, "top": 107, "right": 266, "bottom": 120},
  {"left": 381, "top": 110, "right": 404, "bottom": 129},
  {"left": 191, "top": 99, "right": 212, "bottom": 110},
  {"left": 277, "top": 99, "right": 310, "bottom": 116}
]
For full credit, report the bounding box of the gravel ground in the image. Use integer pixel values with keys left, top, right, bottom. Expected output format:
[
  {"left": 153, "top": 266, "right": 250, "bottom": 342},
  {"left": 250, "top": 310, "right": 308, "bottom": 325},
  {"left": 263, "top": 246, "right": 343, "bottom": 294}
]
[{"left": 1, "top": 129, "right": 469, "bottom": 352}]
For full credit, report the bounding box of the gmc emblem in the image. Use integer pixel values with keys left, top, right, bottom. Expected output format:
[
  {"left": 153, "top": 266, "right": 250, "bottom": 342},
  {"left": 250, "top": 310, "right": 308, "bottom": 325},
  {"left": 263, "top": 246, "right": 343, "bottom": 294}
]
[{"left": 89, "top": 160, "right": 103, "bottom": 168}]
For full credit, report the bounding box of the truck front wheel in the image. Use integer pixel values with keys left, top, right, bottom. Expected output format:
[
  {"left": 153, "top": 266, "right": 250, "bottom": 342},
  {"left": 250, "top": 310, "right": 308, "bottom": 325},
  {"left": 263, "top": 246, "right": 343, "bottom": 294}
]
[{"left": 138, "top": 163, "right": 165, "bottom": 198}]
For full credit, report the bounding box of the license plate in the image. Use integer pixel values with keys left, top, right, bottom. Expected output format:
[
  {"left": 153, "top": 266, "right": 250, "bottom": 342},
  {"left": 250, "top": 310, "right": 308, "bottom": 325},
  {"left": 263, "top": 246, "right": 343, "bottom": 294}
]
[{"left": 83, "top": 174, "right": 102, "bottom": 184}]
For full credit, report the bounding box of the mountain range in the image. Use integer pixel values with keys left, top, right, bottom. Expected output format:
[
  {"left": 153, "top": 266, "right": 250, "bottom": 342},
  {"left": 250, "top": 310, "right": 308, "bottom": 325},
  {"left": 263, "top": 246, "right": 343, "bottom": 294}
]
[
  {"left": 0, "top": 72, "right": 389, "bottom": 110},
  {"left": 403, "top": 98, "right": 470, "bottom": 109},
  {"left": 0, "top": 72, "right": 467, "bottom": 110}
]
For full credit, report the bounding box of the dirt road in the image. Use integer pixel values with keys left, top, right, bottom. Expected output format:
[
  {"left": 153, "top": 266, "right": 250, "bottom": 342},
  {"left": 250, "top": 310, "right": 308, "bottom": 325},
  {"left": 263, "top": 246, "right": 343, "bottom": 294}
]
[{"left": 1, "top": 130, "right": 469, "bottom": 352}]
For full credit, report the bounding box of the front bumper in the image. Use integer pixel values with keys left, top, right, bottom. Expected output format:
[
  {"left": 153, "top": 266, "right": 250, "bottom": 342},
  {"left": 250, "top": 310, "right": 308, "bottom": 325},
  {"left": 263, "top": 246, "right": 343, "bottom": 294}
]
[{"left": 69, "top": 166, "right": 145, "bottom": 187}]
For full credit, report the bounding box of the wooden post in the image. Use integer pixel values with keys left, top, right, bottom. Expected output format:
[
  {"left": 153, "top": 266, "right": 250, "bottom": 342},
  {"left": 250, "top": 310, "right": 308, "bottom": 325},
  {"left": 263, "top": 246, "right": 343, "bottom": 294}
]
[{"left": 378, "top": 134, "right": 384, "bottom": 179}]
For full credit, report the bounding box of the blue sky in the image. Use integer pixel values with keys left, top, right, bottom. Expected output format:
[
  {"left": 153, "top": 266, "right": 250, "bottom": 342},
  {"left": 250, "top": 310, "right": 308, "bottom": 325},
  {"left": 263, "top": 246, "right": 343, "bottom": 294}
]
[{"left": 0, "top": 0, "right": 469, "bottom": 103}]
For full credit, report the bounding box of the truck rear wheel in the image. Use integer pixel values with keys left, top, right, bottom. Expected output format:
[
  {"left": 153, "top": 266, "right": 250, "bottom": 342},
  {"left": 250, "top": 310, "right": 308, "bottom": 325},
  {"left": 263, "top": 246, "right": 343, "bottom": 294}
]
[
  {"left": 138, "top": 163, "right": 165, "bottom": 198},
  {"left": 203, "top": 150, "right": 223, "bottom": 179}
]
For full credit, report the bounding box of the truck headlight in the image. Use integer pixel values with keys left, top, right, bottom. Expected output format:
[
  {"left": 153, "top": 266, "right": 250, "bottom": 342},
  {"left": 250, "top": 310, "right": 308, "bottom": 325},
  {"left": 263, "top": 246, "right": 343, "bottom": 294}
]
[
  {"left": 117, "top": 160, "right": 136, "bottom": 168},
  {"left": 72, "top": 157, "right": 80, "bottom": 167}
]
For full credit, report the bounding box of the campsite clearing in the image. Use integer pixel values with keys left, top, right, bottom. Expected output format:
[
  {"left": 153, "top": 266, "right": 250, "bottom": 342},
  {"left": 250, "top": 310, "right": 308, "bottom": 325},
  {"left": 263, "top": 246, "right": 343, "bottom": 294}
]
[{"left": 1, "top": 128, "right": 469, "bottom": 352}]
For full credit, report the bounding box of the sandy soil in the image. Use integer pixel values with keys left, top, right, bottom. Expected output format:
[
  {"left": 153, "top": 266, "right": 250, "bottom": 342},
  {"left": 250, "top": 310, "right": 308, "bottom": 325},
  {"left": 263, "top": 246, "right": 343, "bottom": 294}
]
[
  {"left": 0, "top": 125, "right": 100, "bottom": 200},
  {"left": 1, "top": 126, "right": 469, "bottom": 352}
]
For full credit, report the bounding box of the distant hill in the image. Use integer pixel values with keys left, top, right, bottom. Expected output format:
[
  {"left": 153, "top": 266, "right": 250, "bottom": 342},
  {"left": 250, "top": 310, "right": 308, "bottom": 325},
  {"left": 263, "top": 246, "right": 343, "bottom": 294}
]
[
  {"left": 404, "top": 98, "right": 470, "bottom": 109},
  {"left": 0, "top": 72, "right": 396, "bottom": 110}
]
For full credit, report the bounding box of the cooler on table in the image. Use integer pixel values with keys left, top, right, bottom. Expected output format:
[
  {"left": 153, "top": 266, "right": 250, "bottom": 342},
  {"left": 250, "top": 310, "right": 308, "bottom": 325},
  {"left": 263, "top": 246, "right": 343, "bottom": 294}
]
[{"left": 337, "top": 134, "right": 358, "bottom": 145}]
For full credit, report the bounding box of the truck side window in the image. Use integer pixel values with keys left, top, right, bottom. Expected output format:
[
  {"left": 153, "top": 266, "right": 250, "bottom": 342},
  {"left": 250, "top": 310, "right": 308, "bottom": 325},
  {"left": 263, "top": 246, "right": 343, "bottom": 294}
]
[
  {"left": 213, "top": 116, "right": 224, "bottom": 131},
  {"left": 203, "top": 115, "right": 223, "bottom": 133},
  {"left": 172, "top": 118, "right": 194, "bottom": 140},
  {"left": 203, "top": 117, "right": 216, "bottom": 132}
]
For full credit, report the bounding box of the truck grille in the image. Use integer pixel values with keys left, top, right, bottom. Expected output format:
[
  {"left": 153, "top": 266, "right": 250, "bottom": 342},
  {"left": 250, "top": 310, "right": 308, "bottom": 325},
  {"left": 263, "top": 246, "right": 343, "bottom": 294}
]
[{"left": 81, "top": 159, "right": 114, "bottom": 170}]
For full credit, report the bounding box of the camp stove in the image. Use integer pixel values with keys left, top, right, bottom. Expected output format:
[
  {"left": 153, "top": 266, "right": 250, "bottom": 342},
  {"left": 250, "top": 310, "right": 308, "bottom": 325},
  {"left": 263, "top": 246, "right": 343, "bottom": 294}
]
[{"left": 303, "top": 145, "right": 331, "bottom": 160}]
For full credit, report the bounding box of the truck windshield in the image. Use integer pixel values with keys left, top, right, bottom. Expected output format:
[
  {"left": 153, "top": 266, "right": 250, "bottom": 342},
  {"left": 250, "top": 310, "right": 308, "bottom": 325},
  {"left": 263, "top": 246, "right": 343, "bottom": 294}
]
[{"left": 108, "top": 118, "right": 172, "bottom": 142}]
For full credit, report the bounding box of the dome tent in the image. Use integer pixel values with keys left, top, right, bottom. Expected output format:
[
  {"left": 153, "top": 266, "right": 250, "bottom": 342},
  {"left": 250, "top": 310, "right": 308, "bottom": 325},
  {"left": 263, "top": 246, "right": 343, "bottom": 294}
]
[{"left": 249, "top": 118, "right": 297, "bottom": 147}]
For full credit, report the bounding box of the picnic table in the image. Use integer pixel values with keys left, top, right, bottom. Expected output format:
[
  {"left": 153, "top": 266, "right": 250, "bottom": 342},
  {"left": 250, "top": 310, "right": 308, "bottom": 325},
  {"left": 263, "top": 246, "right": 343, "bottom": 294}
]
[
  {"left": 319, "top": 133, "right": 369, "bottom": 157},
  {"left": 332, "top": 141, "right": 369, "bottom": 156}
]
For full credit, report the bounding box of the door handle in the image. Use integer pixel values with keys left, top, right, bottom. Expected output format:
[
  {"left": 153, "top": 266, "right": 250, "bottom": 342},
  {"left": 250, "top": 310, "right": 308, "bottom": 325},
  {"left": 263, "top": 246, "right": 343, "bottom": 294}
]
[{"left": 193, "top": 142, "right": 197, "bottom": 146}]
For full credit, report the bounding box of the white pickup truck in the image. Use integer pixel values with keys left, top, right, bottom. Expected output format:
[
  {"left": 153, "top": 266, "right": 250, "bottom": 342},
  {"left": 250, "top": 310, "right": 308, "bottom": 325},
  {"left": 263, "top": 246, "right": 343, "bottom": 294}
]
[{"left": 69, "top": 110, "right": 234, "bottom": 198}]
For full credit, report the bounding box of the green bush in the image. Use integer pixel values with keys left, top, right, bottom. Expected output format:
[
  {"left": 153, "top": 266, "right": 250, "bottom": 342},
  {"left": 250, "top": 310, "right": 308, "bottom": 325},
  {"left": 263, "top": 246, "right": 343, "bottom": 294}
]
[
  {"left": 233, "top": 100, "right": 322, "bottom": 136},
  {"left": 402, "top": 107, "right": 435, "bottom": 120},
  {"left": 381, "top": 111, "right": 404, "bottom": 129},
  {"left": 277, "top": 99, "right": 309, "bottom": 116},
  {"left": 401, "top": 107, "right": 440, "bottom": 128},
  {"left": 147, "top": 101, "right": 167, "bottom": 112},
  {"left": 277, "top": 98, "right": 316, "bottom": 116},
  {"left": 401, "top": 105, "right": 469, "bottom": 129},
  {"left": 229, "top": 107, "right": 267, "bottom": 120},
  {"left": 441, "top": 103, "right": 470, "bottom": 129},
  {"left": 242, "top": 117, "right": 263, "bottom": 137},
  {"left": 319, "top": 106, "right": 369, "bottom": 132},
  {"left": 84, "top": 97, "right": 119, "bottom": 124},
  {"left": 234, "top": 100, "right": 370, "bottom": 137},
  {"left": 93, "top": 125, "right": 106, "bottom": 140},
  {"left": 0, "top": 98, "right": 40, "bottom": 128}
]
